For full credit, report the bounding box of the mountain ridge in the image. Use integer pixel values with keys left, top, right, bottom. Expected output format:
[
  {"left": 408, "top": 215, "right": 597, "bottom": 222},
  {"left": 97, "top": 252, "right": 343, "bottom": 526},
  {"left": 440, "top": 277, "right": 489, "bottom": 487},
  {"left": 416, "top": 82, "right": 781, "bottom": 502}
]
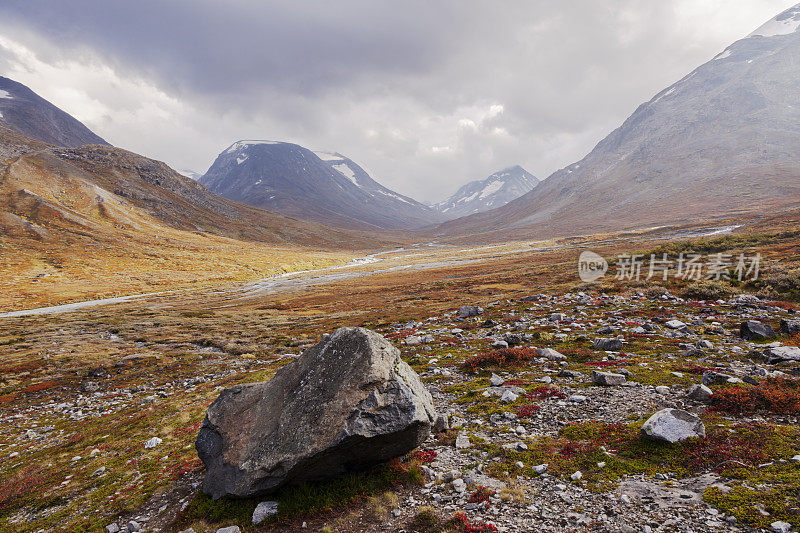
[{"left": 432, "top": 165, "right": 538, "bottom": 220}]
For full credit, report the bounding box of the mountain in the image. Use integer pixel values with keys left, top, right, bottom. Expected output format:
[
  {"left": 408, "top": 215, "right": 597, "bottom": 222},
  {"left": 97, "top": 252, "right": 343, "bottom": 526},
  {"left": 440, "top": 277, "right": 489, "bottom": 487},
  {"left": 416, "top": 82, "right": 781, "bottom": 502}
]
[
  {"left": 432, "top": 165, "right": 538, "bottom": 220},
  {"left": 200, "top": 141, "right": 442, "bottom": 230},
  {"left": 431, "top": 3, "right": 800, "bottom": 241},
  {"left": 0, "top": 76, "right": 109, "bottom": 148}
]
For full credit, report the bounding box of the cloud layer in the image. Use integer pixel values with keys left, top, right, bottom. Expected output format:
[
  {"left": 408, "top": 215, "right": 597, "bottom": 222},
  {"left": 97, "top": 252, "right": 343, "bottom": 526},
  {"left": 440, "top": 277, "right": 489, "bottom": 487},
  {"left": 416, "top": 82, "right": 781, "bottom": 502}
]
[{"left": 0, "top": 1, "right": 795, "bottom": 201}]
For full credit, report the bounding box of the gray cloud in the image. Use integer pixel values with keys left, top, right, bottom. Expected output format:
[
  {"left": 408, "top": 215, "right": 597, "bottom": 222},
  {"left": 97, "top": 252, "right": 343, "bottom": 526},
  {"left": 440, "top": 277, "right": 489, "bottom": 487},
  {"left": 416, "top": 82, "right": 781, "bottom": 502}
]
[{"left": 0, "top": 1, "right": 796, "bottom": 202}]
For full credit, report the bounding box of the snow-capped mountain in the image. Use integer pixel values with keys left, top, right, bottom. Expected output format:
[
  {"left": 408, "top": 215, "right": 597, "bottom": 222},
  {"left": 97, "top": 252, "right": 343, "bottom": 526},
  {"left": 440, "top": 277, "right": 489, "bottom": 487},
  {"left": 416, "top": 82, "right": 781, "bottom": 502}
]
[
  {"left": 0, "top": 76, "right": 109, "bottom": 148},
  {"left": 433, "top": 166, "right": 538, "bottom": 220},
  {"left": 432, "top": 2, "right": 800, "bottom": 240},
  {"left": 200, "top": 141, "right": 442, "bottom": 230}
]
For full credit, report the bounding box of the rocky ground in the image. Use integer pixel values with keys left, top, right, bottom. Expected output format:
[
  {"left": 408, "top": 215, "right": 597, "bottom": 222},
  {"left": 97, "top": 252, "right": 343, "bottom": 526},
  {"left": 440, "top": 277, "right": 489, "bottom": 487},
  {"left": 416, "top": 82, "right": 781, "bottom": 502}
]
[{"left": 1, "top": 231, "right": 800, "bottom": 533}]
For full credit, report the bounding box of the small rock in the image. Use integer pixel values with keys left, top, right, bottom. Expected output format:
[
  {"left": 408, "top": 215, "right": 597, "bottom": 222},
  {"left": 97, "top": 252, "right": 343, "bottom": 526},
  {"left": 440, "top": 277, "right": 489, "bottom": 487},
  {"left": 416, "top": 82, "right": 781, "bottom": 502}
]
[
  {"left": 500, "top": 390, "right": 519, "bottom": 402},
  {"left": 591, "top": 370, "right": 626, "bottom": 386},
  {"left": 641, "top": 408, "right": 705, "bottom": 443},
  {"left": 533, "top": 464, "right": 548, "bottom": 474},
  {"left": 536, "top": 347, "right": 567, "bottom": 361},
  {"left": 665, "top": 320, "right": 686, "bottom": 330},
  {"left": 252, "top": 501, "right": 279, "bottom": 524},
  {"left": 144, "top": 437, "right": 162, "bottom": 449},
  {"left": 490, "top": 373, "right": 504, "bottom": 387},
  {"left": 686, "top": 384, "right": 713, "bottom": 402},
  {"left": 570, "top": 471, "right": 582, "bottom": 481},
  {"left": 740, "top": 320, "right": 776, "bottom": 341},
  {"left": 105, "top": 525, "right": 120, "bottom": 533},
  {"left": 771, "top": 521, "right": 791, "bottom": 533},
  {"left": 654, "top": 386, "right": 670, "bottom": 395},
  {"left": 455, "top": 434, "right": 471, "bottom": 449},
  {"left": 459, "top": 306, "right": 483, "bottom": 318},
  {"left": 780, "top": 319, "right": 800, "bottom": 336},
  {"left": 592, "top": 338, "right": 623, "bottom": 351},
  {"left": 216, "top": 527, "right": 242, "bottom": 533},
  {"left": 127, "top": 522, "right": 141, "bottom": 533},
  {"left": 80, "top": 381, "right": 100, "bottom": 393}
]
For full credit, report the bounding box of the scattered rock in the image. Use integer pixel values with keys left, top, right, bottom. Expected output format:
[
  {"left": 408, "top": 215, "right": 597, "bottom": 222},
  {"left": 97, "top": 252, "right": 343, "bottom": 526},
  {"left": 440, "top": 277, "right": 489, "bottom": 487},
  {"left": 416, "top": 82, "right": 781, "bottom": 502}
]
[
  {"left": 591, "top": 370, "right": 626, "bottom": 386},
  {"left": 641, "top": 409, "right": 706, "bottom": 443},
  {"left": 489, "top": 373, "right": 504, "bottom": 387},
  {"left": 764, "top": 346, "right": 800, "bottom": 363},
  {"left": 536, "top": 347, "right": 567, "bottom": 361},
  {"left": 780, "top": 319, "right": 800, "bottom": 336},
  {"left": 459, "top": 306, "right": 483, "bottom": 318},
  {"left": 455, "top": 434, "right": 471, "bottom": 449},
  {"left": 252, "top": 501, "right": 279, "bottom": 524},
  {"left": 144, "top": 437, "right": 162, "bottom": 449},
  {"left": 740, "top": 320, "right": 776, "bottom": 341},
  {"left": 196, "top": 327, "right": 437, "bottom": 498},
  {"left": 592, "top": 338, "right": 623, "bottom": 351},
  {"left": 685, "top": 384, "right": 713, "bottom": 402}
]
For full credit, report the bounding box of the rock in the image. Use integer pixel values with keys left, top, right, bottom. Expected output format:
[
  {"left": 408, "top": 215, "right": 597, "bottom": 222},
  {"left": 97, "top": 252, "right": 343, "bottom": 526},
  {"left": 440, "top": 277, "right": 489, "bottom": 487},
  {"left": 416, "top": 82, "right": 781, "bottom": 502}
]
[
  {"left": 80, "top": 381, "right": 100, "bottom": 393},
  {"left": 641, "top": 408, "right": 705, "bottom": 443},
  {"left": 533, "top": 464, "right": 548, "bottom": 474},
  {"left": 569, "top": 394, "right": 588, "bottom": 403},
  {"left": 771, "top": 521, "right": 791, "bottom": 533},
  {"left": 503, "top": 333, "right": 523, "bottom": 346},
  {"left": 685, "top": 384, "right": 713, "bottom": 402},
  {"left": 781, "top": 319, "right": 800, "bottom": 336},
  {"left": 696, "top": 340, "right": 714, "bottom": 350},
  {"left": 144, "top": 437, "right": 162, "bottom": 449},
  {"left": 550, "top": 313, "right": 567, "bottom": 322},
  {"left": 591, "top": 370, "right": 626, "bottom": 386},
  {"left": 459, "top": 306, "right": 483, "bottom": 318},
  {"left": 702, "top": 370, "right": 733, "bottom": 386},
  {"left": 764, "top": 346, "right": 800, "bottom": 363},
  {"left": 105, "top": 525, "right": 120, "bottom": 533},
  {"left": 489, "top": 373, "right": 504, "bottom": 387},
  {"left": 127, "top": 522, "right": 141, "bottom": 533},
  {"left": 570, "top": 471, "right": 582, "bottom": 481},
  {"left": 216, "top": 528, "right": 241, "bottom": 533},
  {"left": 433, "top": 414, "right": 449, "bottom": 433},
  {"left": 665, "top": 320, "right": 686, "bottom": 330},
  {"left": 405, "top": 335, "right": 422, "bottom": 345},
  {"left": 740, "top": 320, "right": 776, "bottom": 341},
  {"left": 196, "top": 327, "right": 437, "bottom": 499},
  {"left": 536, "top": 347, "right": 567, "bottom": 361},
  {"left": 252, "top": 501, "right": 279, "bottom": 524},
  {"left": 654, "top": 386, "right": 671, "bottom": 395},
  {"left": 500, "top": 390, "right": 519, "bottom": 402},
  {"left": 452, "top": 478, "right": 467, "bottom": 492},
  {"left": 455, "top": 434, "right": 471, "bottom": 449},
  {"left": 592, "top": 338, "right": 623, "bottom": 351}
]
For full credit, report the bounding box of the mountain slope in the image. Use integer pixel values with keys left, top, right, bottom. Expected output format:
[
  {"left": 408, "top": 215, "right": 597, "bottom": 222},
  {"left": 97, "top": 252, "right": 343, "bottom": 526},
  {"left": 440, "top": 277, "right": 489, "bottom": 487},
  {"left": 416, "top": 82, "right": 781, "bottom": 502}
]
[
  {"left": 431, "top": 3, "right": 800, "bottom": 241},
  {"left": 200, "top": 141, "right": 442, "bottom": 230},
  {"left": 433, "top": 165, "right": 538, "bottom": 220},
  {"left": 0, "top": 77, "right": 109, "bottom": 148}
]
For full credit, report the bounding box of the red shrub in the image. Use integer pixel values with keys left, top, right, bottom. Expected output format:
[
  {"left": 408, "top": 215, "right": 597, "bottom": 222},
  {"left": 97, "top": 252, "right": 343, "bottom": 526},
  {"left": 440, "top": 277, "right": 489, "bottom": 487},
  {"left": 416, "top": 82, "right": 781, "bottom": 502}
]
[
  {"left": 461, "top": 347, "right": 538, "bottom": 372},
  {"left": 413, "top": 449, "right": 438, "bottom": 464},
  {"left": 515, "top": 404, "right": 541, "bottom": 418},
  {"left": 711, "top": 378, "right": 800, "bottom": 415},
  {"left": 525, "top": 385, "right": 566, "bottom": 400},
  {"left": 468, "top": 486, "right": 492, "bottom": 503}
]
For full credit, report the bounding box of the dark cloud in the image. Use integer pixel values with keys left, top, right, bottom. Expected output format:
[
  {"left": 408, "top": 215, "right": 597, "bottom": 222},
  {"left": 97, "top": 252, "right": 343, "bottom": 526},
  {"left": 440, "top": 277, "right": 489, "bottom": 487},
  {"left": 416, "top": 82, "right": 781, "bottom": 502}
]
[{"left": 0, "top": 1, "right": 795, "bottom": 201}]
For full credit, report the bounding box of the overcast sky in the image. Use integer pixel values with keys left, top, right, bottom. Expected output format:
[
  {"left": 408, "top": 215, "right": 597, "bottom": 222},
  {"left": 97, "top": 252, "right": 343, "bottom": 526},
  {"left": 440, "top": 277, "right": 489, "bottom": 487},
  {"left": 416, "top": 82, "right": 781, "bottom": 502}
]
[{"left": 0, "top": 1, "right": 795, "bottom": 202}]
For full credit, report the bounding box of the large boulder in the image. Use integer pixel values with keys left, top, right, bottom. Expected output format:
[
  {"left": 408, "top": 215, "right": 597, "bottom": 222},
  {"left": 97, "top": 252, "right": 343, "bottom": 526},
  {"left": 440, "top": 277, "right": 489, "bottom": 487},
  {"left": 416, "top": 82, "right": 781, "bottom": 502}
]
[
  {"left": 592, "top": 338, "right": 623, "bottom": 351},
  {"left": 459, "top": 306, "right": 483, "bottom": 318},
  {"left": 591, "top": 370, "right": 626, "bottom": 386},
  {"left": 763, "top": 346, "right": 800, "bottom": 364},
  {"left": 196, "top": 327, "right": 437, "bottom": 499},
  {"left": 740, "top": 320, "right": 776, "bottom": 341},
  {"left": 641, "top": 408, "right": 705, "bottom": 443},
  {"left": 781, "top": 319, "right": 800, "bottom": 337}
]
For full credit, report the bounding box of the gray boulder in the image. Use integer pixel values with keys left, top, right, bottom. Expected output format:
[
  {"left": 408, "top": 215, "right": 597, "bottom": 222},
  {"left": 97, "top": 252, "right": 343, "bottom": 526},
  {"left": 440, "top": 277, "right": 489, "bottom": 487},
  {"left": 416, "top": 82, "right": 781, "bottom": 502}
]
[
  {"left": 641, "top": 408, "right": 705, "bottom": 443},
  {"left": 196, "top": 327, "right": 437, "bottom": 499},
  {"left": 781, "top": 319, "right": 800, "bottom": 336},
  {"left": 536, "top": 347, "right": 567, "bottom": 361},
  {"left": 593, "top": 338, "right": 623, "bottom": 351},
  {"left": 459, "top": 306, "right": 483, "bottom": 318},
  {"left": 740, "top": 320, "right": 776, "bottom": 341},
  {"left": 591, "top": 370, "right": 626, "bottom": 386},
  {"left": 763, "top": 346, "right": 800, "bottom": 363},
  {"left": 252, "top": 501, "right": 279, "bottom": 524},
  {"left": 685, "top": 384, "right": 713, "bottom": 402}
]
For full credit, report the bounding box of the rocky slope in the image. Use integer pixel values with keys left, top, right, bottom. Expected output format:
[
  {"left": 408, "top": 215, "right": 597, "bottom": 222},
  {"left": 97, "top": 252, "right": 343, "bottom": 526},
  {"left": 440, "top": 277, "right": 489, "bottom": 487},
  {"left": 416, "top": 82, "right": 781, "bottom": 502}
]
[
  {"left": 0, "top": 76, "right": 109, "bottom": 148},
  {"left": 433, "top": 166, "right": 538, "bottom": 220},
  {"left": 432, "top": 3, "right": 800, "bottom": 241},
  {"left": 200, "top": 141, "right": 442, "bottom": 230}
]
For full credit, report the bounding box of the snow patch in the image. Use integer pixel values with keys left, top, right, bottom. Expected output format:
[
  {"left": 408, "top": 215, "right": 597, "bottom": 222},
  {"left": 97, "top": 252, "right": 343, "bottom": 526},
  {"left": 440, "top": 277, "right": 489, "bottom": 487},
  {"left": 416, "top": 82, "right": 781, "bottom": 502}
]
[
  {"left": 331, "top": 162, "right": 359, "bottom": 185},
  {"left": 749, "top": 7, "right": 800, "bottom": 37},
  {"left": 0, "top": 90, "right": 12, "bottom": 99},
  {"left": 225, "top": 140, "right": 281, "bottom": 154},
  {"left": 714, "top": 49, "right": 732, "bottom": 60},
  {"left": 479, "top": 180, "right": 504, "bottom": 199},
  {"left": 313, "top": 150, "right": 344, "bottom": 162},
  {"left": 236, "top": 154, "right": 248, "bottom": 165}
]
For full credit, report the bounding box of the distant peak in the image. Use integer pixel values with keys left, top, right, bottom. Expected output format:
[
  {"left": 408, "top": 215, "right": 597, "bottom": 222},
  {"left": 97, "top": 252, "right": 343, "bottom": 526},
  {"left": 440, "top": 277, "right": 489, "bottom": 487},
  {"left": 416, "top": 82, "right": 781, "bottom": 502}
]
[
  {"left": 748, "top": 3, "right": 800, "bottom": 38},
  {"left": 224, "top": 140, "right": 284, "bottom": 153}
]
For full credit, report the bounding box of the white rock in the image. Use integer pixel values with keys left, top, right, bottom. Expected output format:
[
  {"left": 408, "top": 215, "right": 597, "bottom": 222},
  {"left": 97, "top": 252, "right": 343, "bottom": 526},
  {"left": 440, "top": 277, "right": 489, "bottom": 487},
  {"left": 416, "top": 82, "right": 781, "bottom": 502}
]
[
  {"left": 570, "top": 471, "right": 583, "bottom": 481},
  {"left": 490, "top": 373, "right": 504, "bottom": 387},
  {"left": 771, "top": 521, "right": 791, "bottom": 533},
  {"left": 455, "top": 434, "right": 471, "bottom": 449},
  {"left": 252, "top": 501, "right": 279, "bottom": 524},
  {"left": 500, "top": 390, "right": 518, "bottom": 402},
  {"left": 144, "top": 437, "right": 162, "bottom": 449}
]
